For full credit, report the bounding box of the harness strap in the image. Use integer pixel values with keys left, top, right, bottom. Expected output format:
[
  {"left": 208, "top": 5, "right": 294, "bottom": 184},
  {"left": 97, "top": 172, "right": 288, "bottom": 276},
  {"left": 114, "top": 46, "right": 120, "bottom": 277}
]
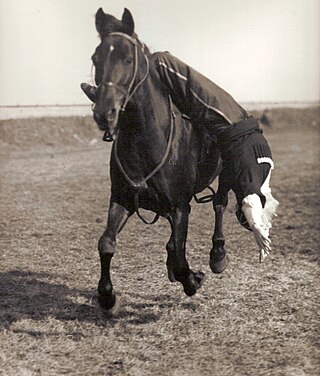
[
  {"left": 107, "top": 32, "right": 150, "bottom": 112},
  {"left": 193, "top": 186, "right": 216, "bottom": 204}
]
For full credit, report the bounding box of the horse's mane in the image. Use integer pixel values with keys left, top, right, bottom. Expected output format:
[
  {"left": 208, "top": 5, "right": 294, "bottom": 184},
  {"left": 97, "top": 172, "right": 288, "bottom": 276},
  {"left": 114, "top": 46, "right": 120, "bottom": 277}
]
[{"left": 136, "top": 36, "right": 152, "bottom": 57}]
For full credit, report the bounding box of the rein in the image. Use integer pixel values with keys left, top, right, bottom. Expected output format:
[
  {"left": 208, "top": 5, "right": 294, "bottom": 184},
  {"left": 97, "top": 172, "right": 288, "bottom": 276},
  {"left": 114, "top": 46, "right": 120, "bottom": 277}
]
[
  {"left": 114, "top": 97, "right": 175, "bottom": 225},
  {"left": 106, "top": 32, "right": 175, "bottom": 225}
]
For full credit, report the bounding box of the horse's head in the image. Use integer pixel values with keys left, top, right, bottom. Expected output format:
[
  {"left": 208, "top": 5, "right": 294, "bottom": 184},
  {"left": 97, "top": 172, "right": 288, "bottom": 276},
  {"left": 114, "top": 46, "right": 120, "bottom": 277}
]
[
  {"left": 83, "top": 8, "right": 148, "bottom": 140},
  {"left": 93, "top": 8, "right": 136, "bottom": 86}
]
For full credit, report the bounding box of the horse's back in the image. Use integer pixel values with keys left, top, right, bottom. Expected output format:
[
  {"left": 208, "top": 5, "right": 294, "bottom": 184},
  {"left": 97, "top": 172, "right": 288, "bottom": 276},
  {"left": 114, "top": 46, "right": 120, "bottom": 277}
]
[{"left": 175, "top": 111, "right": 221, "bottom": 194}]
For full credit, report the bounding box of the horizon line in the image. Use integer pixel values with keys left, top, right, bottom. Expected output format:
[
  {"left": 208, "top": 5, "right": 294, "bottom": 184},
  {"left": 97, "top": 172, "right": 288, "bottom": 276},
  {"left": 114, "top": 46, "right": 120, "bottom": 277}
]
[{"left": 0, "top": 101, "right": 319, "bottom": 108}]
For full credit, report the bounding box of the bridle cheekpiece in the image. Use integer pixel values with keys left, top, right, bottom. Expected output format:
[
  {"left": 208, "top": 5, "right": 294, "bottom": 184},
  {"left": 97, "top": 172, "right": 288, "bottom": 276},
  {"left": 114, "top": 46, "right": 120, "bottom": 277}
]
[{"left": 99, "top": 32, "right": 150, "bottom": 112}]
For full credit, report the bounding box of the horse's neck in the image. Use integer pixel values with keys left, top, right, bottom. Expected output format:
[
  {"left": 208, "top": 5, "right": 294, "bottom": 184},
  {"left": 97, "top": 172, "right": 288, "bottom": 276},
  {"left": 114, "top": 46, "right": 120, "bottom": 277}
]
[
  {"left": 132, "top": 69, "right": 170, "bottom": 135},
  {"left": 117, "top": 67, "right": 171, "bottom": 157}
]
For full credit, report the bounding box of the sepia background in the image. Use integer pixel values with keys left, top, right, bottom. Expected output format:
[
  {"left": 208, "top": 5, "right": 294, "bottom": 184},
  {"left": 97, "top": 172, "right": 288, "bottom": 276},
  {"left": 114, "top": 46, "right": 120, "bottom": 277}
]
[
  {"left": 0, "top": 0, "right": 319, "bottom": 109},
  {"left": 0, "top": 1, "right": 319, "bottom": 376}
]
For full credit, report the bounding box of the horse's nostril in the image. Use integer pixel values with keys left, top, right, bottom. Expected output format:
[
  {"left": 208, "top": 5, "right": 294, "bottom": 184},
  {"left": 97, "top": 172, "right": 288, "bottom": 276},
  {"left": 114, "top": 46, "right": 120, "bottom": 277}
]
[{"left": 106, "top": 109, "right": 116, "bottom": 122}]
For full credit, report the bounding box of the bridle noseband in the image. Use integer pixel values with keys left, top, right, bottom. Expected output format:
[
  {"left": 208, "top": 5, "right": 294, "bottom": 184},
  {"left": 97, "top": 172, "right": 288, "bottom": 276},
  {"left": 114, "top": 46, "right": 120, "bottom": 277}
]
[{"left": 100, "top": 81, "right": 128, "bottom": 96}]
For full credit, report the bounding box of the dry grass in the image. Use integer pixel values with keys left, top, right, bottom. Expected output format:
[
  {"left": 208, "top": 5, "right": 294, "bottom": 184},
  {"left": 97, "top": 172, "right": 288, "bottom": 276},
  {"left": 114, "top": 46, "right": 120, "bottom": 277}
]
[{"left": 0, "top": 108, "right": 319, "bottom": 376}]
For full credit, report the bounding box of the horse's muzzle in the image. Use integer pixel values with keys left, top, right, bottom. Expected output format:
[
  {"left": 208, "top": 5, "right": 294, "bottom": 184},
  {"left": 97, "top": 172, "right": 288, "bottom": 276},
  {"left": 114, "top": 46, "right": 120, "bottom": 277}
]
[
  {"left": 94, "top": 108, "right": 117, "bottom": 125},
  {"left": 102, "top": 130, "right": 114, "bottom": 142},
  {"left": 93, "top": 111, "right": 118, "bottom": 142}
]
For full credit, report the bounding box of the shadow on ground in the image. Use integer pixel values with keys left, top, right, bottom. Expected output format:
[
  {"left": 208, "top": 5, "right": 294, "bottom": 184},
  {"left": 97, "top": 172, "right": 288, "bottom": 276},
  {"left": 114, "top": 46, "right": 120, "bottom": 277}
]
[{"left": 0, "top": 269, "right": 176, "bottom": 330}]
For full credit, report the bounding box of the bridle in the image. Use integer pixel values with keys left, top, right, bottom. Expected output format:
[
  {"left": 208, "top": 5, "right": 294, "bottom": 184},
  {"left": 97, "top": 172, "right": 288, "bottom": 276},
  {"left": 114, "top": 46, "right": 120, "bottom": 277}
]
[
  {"left": 94, "top": 32, "right": 175, "bottom": 224},
  {"left": 96, "top": 32, "right": 150, "bottom": 112}
]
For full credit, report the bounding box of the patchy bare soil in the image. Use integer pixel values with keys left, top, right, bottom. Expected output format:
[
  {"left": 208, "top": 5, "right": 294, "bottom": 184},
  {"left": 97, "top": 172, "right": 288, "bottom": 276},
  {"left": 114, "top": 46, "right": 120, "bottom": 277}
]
[{"left": 0, "top": 108, "right": 319, "bottom": 376}]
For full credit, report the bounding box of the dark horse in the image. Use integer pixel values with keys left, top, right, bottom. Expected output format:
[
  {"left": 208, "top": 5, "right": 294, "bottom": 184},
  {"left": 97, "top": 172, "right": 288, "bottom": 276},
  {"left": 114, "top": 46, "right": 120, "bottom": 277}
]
[{"left": 81, "top": 8, "right": 228, "bottom": 314}]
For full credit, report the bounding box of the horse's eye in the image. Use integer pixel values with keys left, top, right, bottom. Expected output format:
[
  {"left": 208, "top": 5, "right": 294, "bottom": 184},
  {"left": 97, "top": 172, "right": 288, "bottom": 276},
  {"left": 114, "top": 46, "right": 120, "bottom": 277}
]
[{"left": 125, "top": 58, "right": 133, "bottom": 65}]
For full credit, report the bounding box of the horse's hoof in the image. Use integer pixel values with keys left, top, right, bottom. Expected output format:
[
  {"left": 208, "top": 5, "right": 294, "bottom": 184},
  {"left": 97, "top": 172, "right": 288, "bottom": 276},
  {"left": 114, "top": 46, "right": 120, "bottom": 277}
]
[
  {"left": 106, "top": 296, "right": 121, "bottom": 316},
  {"left": 210, "top": 254, "right": 228, "bottom": 274},
  {"left": 167, "top": 268, "right": 177, "bottom": 282},
  {"left": 194, "top": 271, "right": 205, "bottom": 286},
  {"left": 98, "top": 293, "right": 121, "bottom": 317},
  {"left": 183, "top": 271, "right": 205, "bottom": 296}
]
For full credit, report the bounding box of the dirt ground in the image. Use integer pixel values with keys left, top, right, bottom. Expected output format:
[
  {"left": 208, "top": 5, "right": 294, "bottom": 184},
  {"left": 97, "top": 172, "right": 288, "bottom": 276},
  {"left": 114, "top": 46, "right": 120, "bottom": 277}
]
[{"left": 0, "top": 108, "right": 319, "bottom": 376}]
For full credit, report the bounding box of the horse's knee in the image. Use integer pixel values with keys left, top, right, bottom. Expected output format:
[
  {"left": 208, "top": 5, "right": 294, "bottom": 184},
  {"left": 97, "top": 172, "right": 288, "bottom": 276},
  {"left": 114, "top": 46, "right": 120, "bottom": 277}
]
[
  {"left": 98, "top": 235, "right": 115, "bottom": 255},
  {"left": 166, "top": 241, "right": 174, "bottom": 253}
]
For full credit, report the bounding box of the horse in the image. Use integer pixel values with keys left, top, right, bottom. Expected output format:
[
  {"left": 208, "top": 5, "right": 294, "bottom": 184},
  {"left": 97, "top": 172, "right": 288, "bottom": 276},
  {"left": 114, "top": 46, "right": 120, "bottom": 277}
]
[{"left": 81, "top": 8, "right": 228, "bottom": 314}]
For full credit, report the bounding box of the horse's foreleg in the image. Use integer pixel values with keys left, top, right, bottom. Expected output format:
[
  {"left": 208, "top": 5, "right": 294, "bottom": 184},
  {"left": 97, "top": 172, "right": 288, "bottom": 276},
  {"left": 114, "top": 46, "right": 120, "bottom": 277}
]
[
  {"left": 210, "top": 191, "right": 228, "bottom": 273},
  {"left": 172, "top": 206, "right": 204, "bottom": 296},
  {"left": 98, "top": 200, "right": 131, "bottom": 313}
]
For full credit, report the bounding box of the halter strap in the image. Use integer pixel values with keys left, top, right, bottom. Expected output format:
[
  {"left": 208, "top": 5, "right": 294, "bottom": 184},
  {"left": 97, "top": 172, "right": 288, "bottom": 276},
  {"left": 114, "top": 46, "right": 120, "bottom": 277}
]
[
  {"left": 103, "top": 32, "right": 149, "bottom": 111},
  {"left": 108, "top": 32, "right": 139, "bottom": 45},
  {"left": 114, "top": 96, "right": 175, "bottom": 189}
]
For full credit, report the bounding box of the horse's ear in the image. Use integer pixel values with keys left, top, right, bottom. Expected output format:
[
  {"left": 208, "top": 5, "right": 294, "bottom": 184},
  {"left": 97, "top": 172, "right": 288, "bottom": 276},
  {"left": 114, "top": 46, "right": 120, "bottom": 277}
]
[
  {"left": 95, "top": 7, "right": 106, "bottom": 35},
  {"left": 80, "top": 83, "right": 97, "bottom": 103},
  {"left": 121, "top": 8, "right": 135, "bottom": 35},
  {"left": 95, "top": 7, "right": 134, "bottom": 37}
]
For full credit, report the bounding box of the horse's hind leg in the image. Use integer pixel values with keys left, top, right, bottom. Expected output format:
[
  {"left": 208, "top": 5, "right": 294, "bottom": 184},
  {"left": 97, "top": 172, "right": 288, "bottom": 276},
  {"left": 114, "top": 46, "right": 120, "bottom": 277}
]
[
  {"left": 165, "top": 231, "right": 176, "bottom": 282},
  {"left": 210, "top": 189, "right": 228, "bottom": 273},
  {"left": 171, "top": 206, "right": 205, "bottom": 296},
  {"left": 98, "top": 200, "right": 132, "bottom": 314}
]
